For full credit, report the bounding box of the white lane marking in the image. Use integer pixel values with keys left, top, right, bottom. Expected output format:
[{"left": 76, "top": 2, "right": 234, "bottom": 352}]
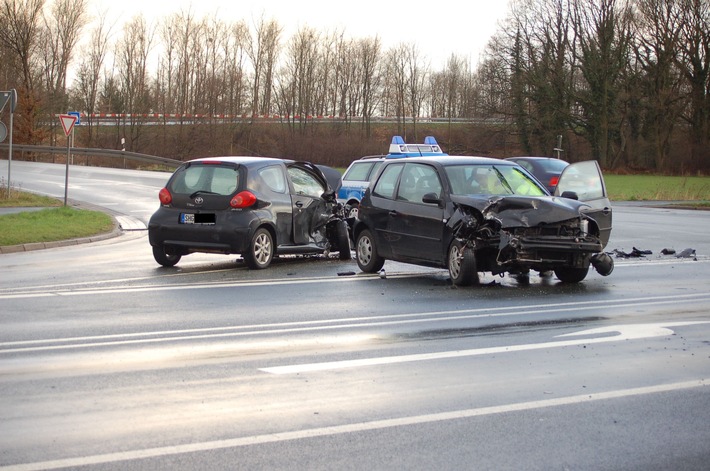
[
  {"left": 0, "top": 255, "right": 706, "bottom": 299},
  {"left": 3, "top": 295, "right": 710, "bottom": 353},
  {"left": 260, "top": 322, "right": 710, "bottom": 374},
  {"left": 1, "top": 380, "right": 705, "bottom": 471}
]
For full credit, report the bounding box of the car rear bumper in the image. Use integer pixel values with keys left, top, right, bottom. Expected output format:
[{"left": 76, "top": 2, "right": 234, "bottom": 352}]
[{"left": 148, "top": 209, "right": 253, "bottom": 255}]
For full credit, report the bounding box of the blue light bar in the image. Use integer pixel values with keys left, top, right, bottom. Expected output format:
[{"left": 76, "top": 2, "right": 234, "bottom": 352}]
[{"left": 387, "top": 135, "right": 447, "bottom": 158}]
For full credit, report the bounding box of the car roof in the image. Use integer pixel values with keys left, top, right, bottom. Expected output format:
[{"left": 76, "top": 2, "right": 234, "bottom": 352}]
[
  {"left": 506, "top": 156, "right": 569, "bottom": 163},
  {"left": 186, "top": 156, "right": 286, "bottom": 166},
  {"left": 381, "top": 155, "right": 516, "bottom": 166}
]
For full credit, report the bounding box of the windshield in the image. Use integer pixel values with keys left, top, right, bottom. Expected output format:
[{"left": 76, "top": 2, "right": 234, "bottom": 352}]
[{"left": 445, "top": 164, "right": 547, "bottom": 196}]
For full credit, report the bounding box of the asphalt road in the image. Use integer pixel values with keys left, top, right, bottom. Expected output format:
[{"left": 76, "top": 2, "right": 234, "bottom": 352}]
[{"left": 1, "top": 160, "right": 709, "bottom": 470}]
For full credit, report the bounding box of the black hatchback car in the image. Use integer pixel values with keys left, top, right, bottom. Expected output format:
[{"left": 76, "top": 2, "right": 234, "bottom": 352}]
[
  {"left": 148, "top": 157, "right": 351, "bottom": 269},
  {"left": 353, "top": 156, "right": 613, "bottom": 284}
]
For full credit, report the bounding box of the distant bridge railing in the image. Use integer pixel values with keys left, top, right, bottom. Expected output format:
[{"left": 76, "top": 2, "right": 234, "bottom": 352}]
[{"left": 0, "top": 144, "right": 182, "bottom": 168}]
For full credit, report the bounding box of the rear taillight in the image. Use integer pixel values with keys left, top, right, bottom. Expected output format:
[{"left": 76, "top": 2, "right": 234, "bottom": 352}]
[
  {"left": 230, "top": 190, "right": 257, "bottom": 208},
  {"left": 549, "top": 176, "right": 559, "bottom": 187},
  {"left": 159, "top": 187, "right": 172, "bottom": 205}
]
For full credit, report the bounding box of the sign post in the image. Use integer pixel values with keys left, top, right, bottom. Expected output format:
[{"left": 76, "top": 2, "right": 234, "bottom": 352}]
[
  {"left": 1, "top": 89, "right": 17, "bottom": 197},
  {"left": 59, "top": 114, "right": 77, "bottom": 206}
]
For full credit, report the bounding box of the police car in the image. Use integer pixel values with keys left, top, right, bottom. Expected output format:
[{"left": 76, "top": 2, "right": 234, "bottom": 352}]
[{"left": 338, "top": 136, "right": 447, "bottom": 218}]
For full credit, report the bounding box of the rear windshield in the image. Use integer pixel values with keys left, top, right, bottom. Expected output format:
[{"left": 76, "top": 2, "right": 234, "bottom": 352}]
[
  {"left": 169, "top": 164, "right": 240, "bottom": 196},
  {"left": 539, "top": 159, "right": 569, "bottom": 172}
]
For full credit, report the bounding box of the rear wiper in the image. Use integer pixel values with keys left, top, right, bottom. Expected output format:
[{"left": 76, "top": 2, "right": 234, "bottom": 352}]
[{"left": 189, "top": 190, "right": 218, "bottom": 198}]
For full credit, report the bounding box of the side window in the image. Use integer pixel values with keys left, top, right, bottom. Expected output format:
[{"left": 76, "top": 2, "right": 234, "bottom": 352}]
[
  {"left": 288, "top": 167, "right": 326, "bottom": 198},
  {"left": 259, "top": 165, "right": 287, "bottom": 193},
  {"left": 372, "top": 164, "right": 404, "bottom": 199},
  {"left": 397, "top": 163, "right": 442, "bottom": 204},
  {"left": 343, "top": 162, "right": 374, "bottom": 181}
]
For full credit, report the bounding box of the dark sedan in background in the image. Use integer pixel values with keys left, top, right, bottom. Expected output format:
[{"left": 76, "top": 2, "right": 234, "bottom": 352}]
[{"left": 505, "top": 156, "right": 569, "bottom": 194}]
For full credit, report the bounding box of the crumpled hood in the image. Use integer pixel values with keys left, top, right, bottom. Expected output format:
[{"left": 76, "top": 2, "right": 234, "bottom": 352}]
[{"left": 450, "top": 194, "right": 592, "bottom": 228}]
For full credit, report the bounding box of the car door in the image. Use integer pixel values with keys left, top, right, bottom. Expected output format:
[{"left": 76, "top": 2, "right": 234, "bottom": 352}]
[
  {"left": 287, "top": 165, "right": 329, "bottom": 245},
  {"left": 555, "top": 160, "right": 612, "bottom": 248},
  {"left": 366, "top": 162, "right": 405, "bottom": 259},
  {"left": 251, "top": 164, "right": 293, "bottom": 245},
  {"left": 388, "top": 163, "right": 446, "bottom": 263}
]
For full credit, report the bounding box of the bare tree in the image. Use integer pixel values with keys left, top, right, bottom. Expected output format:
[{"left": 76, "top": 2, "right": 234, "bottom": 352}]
[
  {"left": 115, "top": 14, "right": 154, "bottom": 149},
  {"left": 39, "top": 0, "right": 87, "bottom": 145},
  {"left": 247, "top": 15, "right": 282, "bottom": 117},
  {"left": 383, "top": 44, "right": 410, "bottom": 136},
  {"left": 0, "top": 0, "right": 45, "bottom": 143},
  {"left": 276, "top": 25, "right": 321, "bottom": 131},
  {"left": 222, "top": 20, "right": 249, "bottom": 117},
  {"left": 404, "top": 43, "right": 429, "bottom": 140},
  {"left": 72, "top": 9, "right": 112, "bottom": 145},
  {"left": 358, "top": 36, "right": 382, "bottom": 136}
]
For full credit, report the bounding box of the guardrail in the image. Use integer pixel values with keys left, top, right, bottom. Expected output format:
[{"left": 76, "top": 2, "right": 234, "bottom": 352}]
[{"left": 0, "top": 144, "right": 183, "bottom": 168}]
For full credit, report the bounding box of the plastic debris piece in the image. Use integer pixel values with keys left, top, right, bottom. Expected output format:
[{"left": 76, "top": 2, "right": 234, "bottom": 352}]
[
  {"left": 613, "top": 247, "right": 652, "bottom": 258},
  {"left": 661, "top": 248, "right": 676, "bottom": 255},
  {"left": 675, "top": 248, "right": 696, "bottom": 259}
]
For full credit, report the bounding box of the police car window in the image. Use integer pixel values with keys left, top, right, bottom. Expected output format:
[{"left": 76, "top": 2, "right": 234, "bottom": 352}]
[
  {"left": 288, "top": 167, "right": 325, "bottom": 197},
  {"left": 344, "top": 162, "right": 375, "bottom": 181},
  {"left": 259, "top": 165, "right": 287, "bottom": 193},
  {"left": 373, "top": 164, "right": 404, "bottom": 199}
]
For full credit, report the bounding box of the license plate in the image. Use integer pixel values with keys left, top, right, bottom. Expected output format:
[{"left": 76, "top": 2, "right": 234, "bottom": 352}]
[{"left": 180, "top": 213, "right": 215, "bottom": 224}]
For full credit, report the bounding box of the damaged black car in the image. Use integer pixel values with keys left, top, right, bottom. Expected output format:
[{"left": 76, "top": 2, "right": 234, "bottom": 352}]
[
  {"left": 148, "top": 157, "right": 351, "bottom": 269},
  {"left": 353, "top": 156, "right": 613, "bottom": 284}
]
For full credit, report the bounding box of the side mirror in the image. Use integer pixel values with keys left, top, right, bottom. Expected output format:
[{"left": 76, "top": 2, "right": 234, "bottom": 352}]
[
  {"left": 560, "top": 190, "right": 579, "bottom": 200},
  {"left": 422, "top": 192, "right": 442, "bottom": 206}
]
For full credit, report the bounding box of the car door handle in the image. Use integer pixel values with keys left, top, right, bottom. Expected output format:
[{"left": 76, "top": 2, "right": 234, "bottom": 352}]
[
  {"left": 295, "top": 201, "right": 303, "bottom": 208},
  {"left": 389, "top": 210, "right": 398, "bottom": 217},
  {"left": 603, "top": 207, "right": 611, "bottom": 215}
]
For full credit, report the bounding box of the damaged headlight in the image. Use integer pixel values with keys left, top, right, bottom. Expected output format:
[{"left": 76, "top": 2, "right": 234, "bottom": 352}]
[{"left": 580, "top": 218, "right": 588, "bottom": 235}]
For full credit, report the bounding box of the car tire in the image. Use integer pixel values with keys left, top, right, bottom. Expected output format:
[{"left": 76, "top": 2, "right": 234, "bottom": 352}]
[
  {"left": 336, "top": 219, "right": 352, "bottom": 260},
  {"left": 554, "top": 266, "right": 589, "bottom": 283},
  {"left": 244, "top": 228, "right": 274, "bottom": 269},
  {"left": 152, "top": 244, "right": 181, "bottom": 267},
  {"left": 346, "top": 203, "right": 359, "bottom": 219},
  {"left": 356, "top": 229, "right": 384, "bottom": 273},
  {"left": 448, "top": 240, "right": 478, "bottom": 286}
]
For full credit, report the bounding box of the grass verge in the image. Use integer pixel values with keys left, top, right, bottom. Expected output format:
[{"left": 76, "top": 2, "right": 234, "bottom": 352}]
[
  {"left": 605, "top": 174, "right": 710, "bottom": 202},
  {"left": 1, "top": 184, "right": 115, "bottom": 246},
  {"left": 0, "top": 206, "right": 114, "bottom": 246}
]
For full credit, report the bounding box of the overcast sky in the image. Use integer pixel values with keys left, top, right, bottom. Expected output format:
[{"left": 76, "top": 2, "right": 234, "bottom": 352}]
[{"left": 88, "top": 0, "right": 512, "bottom": 69}]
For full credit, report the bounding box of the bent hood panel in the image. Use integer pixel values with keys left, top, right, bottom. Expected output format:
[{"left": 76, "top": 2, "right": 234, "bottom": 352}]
[{"left": 450, "top": 195, "right": 591, "bottom": 228}]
